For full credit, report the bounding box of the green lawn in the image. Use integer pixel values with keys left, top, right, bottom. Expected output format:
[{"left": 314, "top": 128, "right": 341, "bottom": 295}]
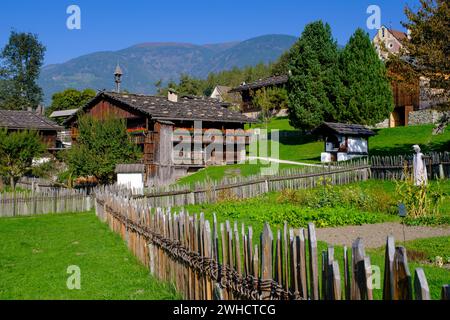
[
  {"left": 370, "top": 124, "right": 450, "bottom": 156},
  {"left": 176, "top": 162, "right": 298, "bottom": 186},
  {"left": 246, "top": 117, "right": 297, "bottom": 131},
  {"left": 0, "top": 212, "right": 179, "bottom": 300}
]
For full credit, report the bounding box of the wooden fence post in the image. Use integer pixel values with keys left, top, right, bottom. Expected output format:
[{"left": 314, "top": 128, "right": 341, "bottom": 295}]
[
  {"left": 414, "top": 268, "right": 430, "bottom": 300},
  {"left": 351, "top": 238, "right": 371, "bottom": 300},
  {"left": 393, "top": 246, "right": 412, "bottom": 300},
  {"left": 442, "top": 285, "right": 450, "bottom": 300},
  {"left": 260, "top": 223, "right": 273, "bottom": 300},
  {"left": 307, "top": 223, "right": 319, "bottom": 300},
  {"left": 343, "top": 246, "right": 350, "bottom": 300},
  {"left": 298, "top": 228, "right": 308, "bottom": 299},
  {"left": 383, "top": 236, "right": 396, "bottom": 300}
]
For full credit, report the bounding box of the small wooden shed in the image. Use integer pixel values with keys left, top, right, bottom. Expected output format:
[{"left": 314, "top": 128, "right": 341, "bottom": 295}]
[
  {"left": 115, "top": 164, "right": 145, "bottom": 193},
  {"left": 313, "top": 122, "right": 376, "bottom": 162}
]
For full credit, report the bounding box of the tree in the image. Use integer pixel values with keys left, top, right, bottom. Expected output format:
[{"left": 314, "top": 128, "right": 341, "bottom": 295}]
[
  {"left": 339, "top": 29, "right": 394, "bottom": 125},
  {"left": 0, "top": 129, "right": 46, "bottom": 190},
  {"left": 45, "top": 88, "right": 96, "bottom": 124},
  {"left": 252, "top": 87, "right": 288, "bottom": 126},
  {"left": 65, "top": 116, "right": 141, "bottom": 185},
  {"left": 403, "top": 0, "right": 449, "bottom": 89},
  {"left": 287, "top": 21, "right": 344, "bottom": 130},
  {"left": 402, "top": 0, "right": 450, "bottom": 130},
  {"left": 271, "top": 49, "right": 293, "bottom": 76},
  {"left": 0, "top": 31, "right": 46, "bottom": 110}
]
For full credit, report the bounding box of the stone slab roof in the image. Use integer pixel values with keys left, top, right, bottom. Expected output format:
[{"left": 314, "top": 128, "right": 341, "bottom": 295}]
[
  {"left": 230, "top": 75, "right": 288, "bottom": 92},
  {"left": 68, "top": 91, "right": 254, "bottom": 124},
  {"left": 313, "top": 122, "right": 376, "bottom": 137},
  {"left": 0, "top": 110, "right": 63, "bottom": 131}
]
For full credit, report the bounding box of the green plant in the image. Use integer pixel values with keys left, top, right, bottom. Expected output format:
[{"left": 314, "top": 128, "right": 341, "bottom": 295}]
[
  {"left": 0, "top": 129, "right": 46, "bottom": 190},
  {"left": 65, "top": 115, "right": 141, "bottom": 185},
  {"left": 395, "top": 166, "right": 445, "bottom": 220}
]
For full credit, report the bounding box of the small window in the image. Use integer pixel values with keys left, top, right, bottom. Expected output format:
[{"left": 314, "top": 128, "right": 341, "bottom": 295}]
[
  {"left": 382, "top": 28, "right": 385, "bottom": 38},
  {"left": 389, "top": 43, "right": 394, "bottom": 48}
]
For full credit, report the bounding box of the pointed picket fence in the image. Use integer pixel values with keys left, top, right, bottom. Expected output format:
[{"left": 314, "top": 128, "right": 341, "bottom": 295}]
[
  {"left": 132, "top": 158, "right": 371, "bottom": 207},
  {"left": 370, "top": 152, "right": 450, "bottom": 180},
  {"left": 95, "top": 189, "right": 449, "bottom": 300},
  {"left": 0, "top": 189, "right": 93, "bottom": 217}
]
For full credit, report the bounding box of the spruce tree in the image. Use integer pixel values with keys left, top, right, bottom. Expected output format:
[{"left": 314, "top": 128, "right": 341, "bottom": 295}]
[
  {"left": 287, "top": 21, "right": 343, "bottom": 130},
  {"left": 340, "top": 29, "right": 394, "bottom": 125}
]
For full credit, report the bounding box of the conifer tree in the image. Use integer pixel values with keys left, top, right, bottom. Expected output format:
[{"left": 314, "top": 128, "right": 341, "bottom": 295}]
[
  {"left": 287, "top": 21, "right": 343, "bottom": 130},
  {"left": 340, "top": 29, "right": 394, "bottom": 125}
]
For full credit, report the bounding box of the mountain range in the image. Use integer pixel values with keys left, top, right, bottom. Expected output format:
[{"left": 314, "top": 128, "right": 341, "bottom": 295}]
[{"left": 38, "top": 34, "right": 297, "bottom": 104}]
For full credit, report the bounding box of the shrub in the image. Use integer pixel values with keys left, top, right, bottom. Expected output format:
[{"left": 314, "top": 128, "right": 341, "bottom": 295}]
[
  {"left": 395, "top": 168, "right": 445, "bottom": 219},
  {"left": 276, "top": 180, "right": 396, "bottom": 214}
]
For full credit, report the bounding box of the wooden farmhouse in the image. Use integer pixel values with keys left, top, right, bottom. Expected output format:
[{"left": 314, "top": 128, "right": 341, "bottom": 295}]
[
  {"left": 0, "top": 109, "right": 63, "bottom": 152},
  {"left": 230, "top": 74, "right": 288, "bottom": 118},
  {"left": 65, "top": 90, "right": 254, "bottom": 186},
  {"left": 313, "top": 122, "right": 375, "bottom": 163}
]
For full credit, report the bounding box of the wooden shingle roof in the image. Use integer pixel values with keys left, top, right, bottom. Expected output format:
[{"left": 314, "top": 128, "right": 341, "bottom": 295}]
[
  {"left": 68, "top": 91, "right": 254, "bottom": 124},
  {"left": 230, "top": 74, "right": 288, "bottom": 92},
  {"left": 313, "top": 122, "right": 375, "bottom": 137},
  {"left": 0, "top": 110, "right": 62, "bottom": 131}
]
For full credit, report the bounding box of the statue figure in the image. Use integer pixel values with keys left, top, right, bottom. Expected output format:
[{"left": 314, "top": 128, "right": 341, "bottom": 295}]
[{"left": 412, "top": 145, "right": 427, "bottom": 186}]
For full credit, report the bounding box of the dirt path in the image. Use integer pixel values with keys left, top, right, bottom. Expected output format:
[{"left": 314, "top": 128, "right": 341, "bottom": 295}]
[{"left": 316, "top": 222, "right": 450, "bottom": 249}]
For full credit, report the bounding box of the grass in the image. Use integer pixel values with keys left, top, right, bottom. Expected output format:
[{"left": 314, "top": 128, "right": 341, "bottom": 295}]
[
  {"left": 0, "top": 212, "right": 179, "bottom": 300},
  {"left": 370, "top": 124, "right": 450, "bottom": 156},
  {"left": 365, "top": 236, "right": 450, "bottom": 300},
  {"left": 246, "top": 117, "right": 297, "bottom": 131},
  {"left": 176, "top": 162, "right": 298, "bottom": 186}
]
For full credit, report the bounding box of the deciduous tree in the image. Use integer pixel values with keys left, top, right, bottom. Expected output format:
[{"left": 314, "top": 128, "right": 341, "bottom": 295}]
[
  {"left": 65, "top": 116, "right": 141, "bottom": 185},
  {"left": 0, "top": 31, "right": 46, "bottom": 110},
  {"left": 45, "top": 88, "right": 96, "bottom": 124},
  {"left": 0, "top": 129, "right": 46, "bottom": 190}
]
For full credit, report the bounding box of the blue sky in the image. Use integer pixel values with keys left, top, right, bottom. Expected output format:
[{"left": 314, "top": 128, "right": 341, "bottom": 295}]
[{"left": 0, "top": 0, "right": 419, "bottom": 65}]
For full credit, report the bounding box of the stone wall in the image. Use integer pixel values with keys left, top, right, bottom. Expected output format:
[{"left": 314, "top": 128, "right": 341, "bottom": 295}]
[{"left": 408, "top": 109, "right": 443, "bottom": 126}]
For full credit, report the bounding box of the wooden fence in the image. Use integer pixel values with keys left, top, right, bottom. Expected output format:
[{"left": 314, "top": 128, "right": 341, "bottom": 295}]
[
  {"left": 137, "top": 159, "right": 370, "bottom": 207},
  {"left": 0, "top": 189, "right": 93, "bottom": 217},
  {"left": 370, "top": 152, "right": 450, "bottom": 180},
  {"left": 95, "top": 190, "right": 449, "bottom": 300}
]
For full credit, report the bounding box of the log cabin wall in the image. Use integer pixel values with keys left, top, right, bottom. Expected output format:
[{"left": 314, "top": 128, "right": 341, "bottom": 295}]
[{"left": 70, "top": 99, "right": 147, "bottom": 142}]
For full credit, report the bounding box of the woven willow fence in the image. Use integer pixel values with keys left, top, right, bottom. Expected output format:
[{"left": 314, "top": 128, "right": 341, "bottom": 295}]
[
  {"left": 0, "top": 189, "right": 93, "bottom": 217},
  {"left": 95, "top": 190, "right": 449, "bottom": 300},
  {"left": 370, "top": 152, "right": 450, "bottom": 180},
  {"left": 138, "top": 159, "right": 370, "bottom": 207}
]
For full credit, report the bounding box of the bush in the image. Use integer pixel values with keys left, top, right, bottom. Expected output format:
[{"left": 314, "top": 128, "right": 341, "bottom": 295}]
[
  {"left": 395, "top": 169, "right": 446, "bottom": 220},
  {"left": 276, "top": 179, "right": 396, "bottom": 214},
  {"left": 190, "top": 193, "right": 393, "bottom": 229}
]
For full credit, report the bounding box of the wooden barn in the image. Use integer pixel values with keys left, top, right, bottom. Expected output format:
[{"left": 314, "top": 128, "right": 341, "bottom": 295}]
[
  {"left": 230, "top": 74, "right": 288, "bottom": 117},
  {"left": 65, "top": 90, "right": 254, "bottom": 186},
  {"left": 0, "top": 110, "right": 63, "bottom": 152}
]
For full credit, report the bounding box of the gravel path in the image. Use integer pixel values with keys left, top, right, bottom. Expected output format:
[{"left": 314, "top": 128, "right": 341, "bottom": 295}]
[{"left": 316, "top": 222, "right": 450, "bottom": 249}]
